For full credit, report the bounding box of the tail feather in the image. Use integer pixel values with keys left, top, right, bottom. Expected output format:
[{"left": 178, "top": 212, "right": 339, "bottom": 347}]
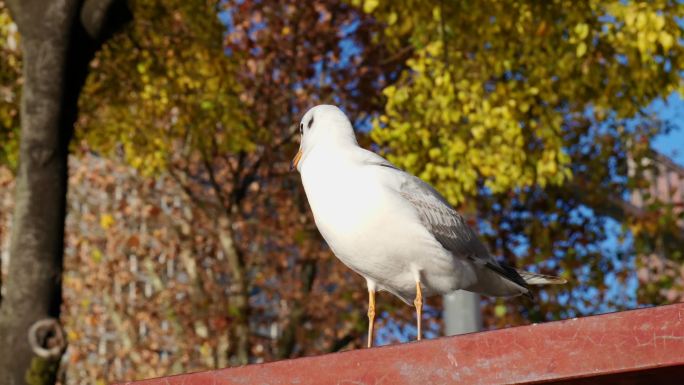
[{"left": 517, "top": 270, "right": 567, "bottom": 285}]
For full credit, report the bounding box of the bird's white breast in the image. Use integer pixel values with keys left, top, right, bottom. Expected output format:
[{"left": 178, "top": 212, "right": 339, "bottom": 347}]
[{"left": 301, "top": 147, "right": 389, "bottom": 252}]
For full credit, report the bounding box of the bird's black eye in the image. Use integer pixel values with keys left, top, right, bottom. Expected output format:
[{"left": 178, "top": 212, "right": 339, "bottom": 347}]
[
  {"left": 307, "top": 115, "right": 314, "bottom": 129},
  {"left": 300, "top": 123, "right": 303, "bottom": 134}
]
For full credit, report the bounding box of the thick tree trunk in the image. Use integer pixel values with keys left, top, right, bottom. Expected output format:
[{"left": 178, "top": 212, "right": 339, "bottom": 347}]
[
  {"left": 0, "top": 1, "right": 129, "bottom": 384},
  {"left": 0, "top": 3, "right": 80, "bottom": 384}
]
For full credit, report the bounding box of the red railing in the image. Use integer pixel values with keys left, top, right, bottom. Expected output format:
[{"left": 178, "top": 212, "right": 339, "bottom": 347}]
[{"left": 116, "top": 303, "right": 684, "bottom": 385}]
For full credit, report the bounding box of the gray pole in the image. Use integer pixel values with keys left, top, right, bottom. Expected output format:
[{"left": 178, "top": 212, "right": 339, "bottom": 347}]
[{"left": 443, "top": 291, "right": 482, "bottom": 335}]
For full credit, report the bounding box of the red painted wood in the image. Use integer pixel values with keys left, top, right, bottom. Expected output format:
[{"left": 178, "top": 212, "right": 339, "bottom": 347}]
[{"left": 116, "top": 303, "right": 684, "bottom": 385}]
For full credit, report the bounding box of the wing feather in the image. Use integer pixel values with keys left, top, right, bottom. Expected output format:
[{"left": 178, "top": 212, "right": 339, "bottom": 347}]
[{"left": 363, "top": 154, "right": 530, "bottom": 292}]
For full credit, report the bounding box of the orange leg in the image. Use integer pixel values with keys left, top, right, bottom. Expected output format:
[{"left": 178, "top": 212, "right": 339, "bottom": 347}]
[
  {"left": 367, "top": 289, "right": 376, "bottom": 348},
  {"left": 414, "top": 282, "right": 423, "bottom": 341}
]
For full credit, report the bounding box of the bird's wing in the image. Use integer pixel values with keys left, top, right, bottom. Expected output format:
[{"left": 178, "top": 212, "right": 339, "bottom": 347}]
[{"left": 361, "top": 151, "right": 529, "bottom": 290}]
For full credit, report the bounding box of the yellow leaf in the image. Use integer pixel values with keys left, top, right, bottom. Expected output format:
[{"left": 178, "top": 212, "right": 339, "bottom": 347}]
[
  {"left": 659, "top": 31, "right": 674, "bottom": 51},
  {"left": 574, "top": 23, "right": 589, "bottom": 40},
  {"left": 576, "top": 42, "right": 587, "bottom": 57},
  {"left": 91, "top": 248, "right": 103, "bottom": 263},
  {"left": 383, "top": 85, "right": 396, "bottom": 97},
  {"left": 363, "top": 0, "right": 379, "bottom": 13},
  {"left": 100, "top": 213, "right": 114, "bottom": 230},
  {"left": 388, "top": 12, "right": 398, "bottom": 25}
]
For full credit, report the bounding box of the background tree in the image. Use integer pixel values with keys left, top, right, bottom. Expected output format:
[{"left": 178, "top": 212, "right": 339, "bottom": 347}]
[
  {"left": 0, "top": 4, "right": 20, "bottom": 169},
  {"left": 360, "top": 0, "right": 684, "bottom": 323},
  {"left": 71, "top": 0, "right": 406, "bottom": 376},
  {"left": 0, "top": 0, "right": 20, "bottom": 310}
]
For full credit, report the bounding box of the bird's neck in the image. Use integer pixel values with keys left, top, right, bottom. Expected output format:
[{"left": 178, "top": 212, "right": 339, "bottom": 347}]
[{"left": 301, "top": 142, "right": 360, "bottom": 175}]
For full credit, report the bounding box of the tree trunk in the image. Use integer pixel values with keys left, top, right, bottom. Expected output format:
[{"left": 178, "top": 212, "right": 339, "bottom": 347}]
[
  {"left": 217, "top": 215, "right": 250, "bottom": 365},
  {"left": 0, "top": 1, "right": 129, "bottom": 384},
  {"left": 276, "top": 259, "right": 316, "bottom": 359}
]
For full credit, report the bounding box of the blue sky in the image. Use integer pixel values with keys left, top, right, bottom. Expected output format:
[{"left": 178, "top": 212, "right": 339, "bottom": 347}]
[{"left": 652, "top": 92, "right": 684, "bottom": 165}]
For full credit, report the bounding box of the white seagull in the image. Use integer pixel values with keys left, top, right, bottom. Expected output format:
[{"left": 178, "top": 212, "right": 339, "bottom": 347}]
[{"left": 292, "top": 105, "right": 566, "bottom": 347}]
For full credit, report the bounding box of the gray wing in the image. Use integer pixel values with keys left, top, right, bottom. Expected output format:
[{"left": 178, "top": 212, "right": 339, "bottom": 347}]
[
  {"left": 398, "top": 173, "right": 530, "bottom": 291},
  {"left": 397, "top": 172, "right": 491, "bottom": 261},
  {"left": 365, "top": 155, "right": 529, "bottom": 291}
]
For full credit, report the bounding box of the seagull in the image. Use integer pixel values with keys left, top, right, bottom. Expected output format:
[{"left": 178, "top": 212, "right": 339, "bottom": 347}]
[{"left": 291, "top": 105, "right": 566, "bottom": 347}]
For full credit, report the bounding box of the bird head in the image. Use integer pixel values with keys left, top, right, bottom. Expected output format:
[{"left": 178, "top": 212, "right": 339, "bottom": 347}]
[{"left": 291, "top": 104, "right": 358, "bottom": 172}]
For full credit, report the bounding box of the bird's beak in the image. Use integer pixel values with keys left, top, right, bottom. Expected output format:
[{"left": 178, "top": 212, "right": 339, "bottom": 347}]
[{"left": 291, "top": 149, "right": 302, "bottom": 172}]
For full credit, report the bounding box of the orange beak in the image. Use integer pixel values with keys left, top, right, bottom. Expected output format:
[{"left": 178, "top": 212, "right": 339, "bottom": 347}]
[{"left": 291, "top": 149, "right": 302, "bottom": 171}]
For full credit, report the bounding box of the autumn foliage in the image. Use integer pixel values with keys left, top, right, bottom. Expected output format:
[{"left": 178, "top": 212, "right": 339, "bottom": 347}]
[{"left": 1, "top": 0, "right": 684, "bottom": 384}]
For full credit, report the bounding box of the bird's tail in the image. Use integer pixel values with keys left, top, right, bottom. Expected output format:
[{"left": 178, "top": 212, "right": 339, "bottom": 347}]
[{"left": 516, "top": 270, "right": 567, "bottom": 285}]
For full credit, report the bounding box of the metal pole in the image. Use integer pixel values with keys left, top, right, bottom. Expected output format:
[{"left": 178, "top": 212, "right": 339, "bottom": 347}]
[{"left": 443, "top": 290, "right": 482, "bottom": 335}]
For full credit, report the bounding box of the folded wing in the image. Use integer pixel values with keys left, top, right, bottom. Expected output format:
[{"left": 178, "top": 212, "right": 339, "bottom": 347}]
[{"left": 363, "top": 152, "right": 531, "bottom": 294}]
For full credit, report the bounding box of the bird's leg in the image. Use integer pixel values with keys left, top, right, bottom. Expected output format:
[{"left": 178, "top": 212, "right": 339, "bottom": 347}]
[
  {"left": 414, "top": 281, "right": 423, "bottom": 341},
  {"left": 367, "top": 289, "right": 376, "bottom": 348}
]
